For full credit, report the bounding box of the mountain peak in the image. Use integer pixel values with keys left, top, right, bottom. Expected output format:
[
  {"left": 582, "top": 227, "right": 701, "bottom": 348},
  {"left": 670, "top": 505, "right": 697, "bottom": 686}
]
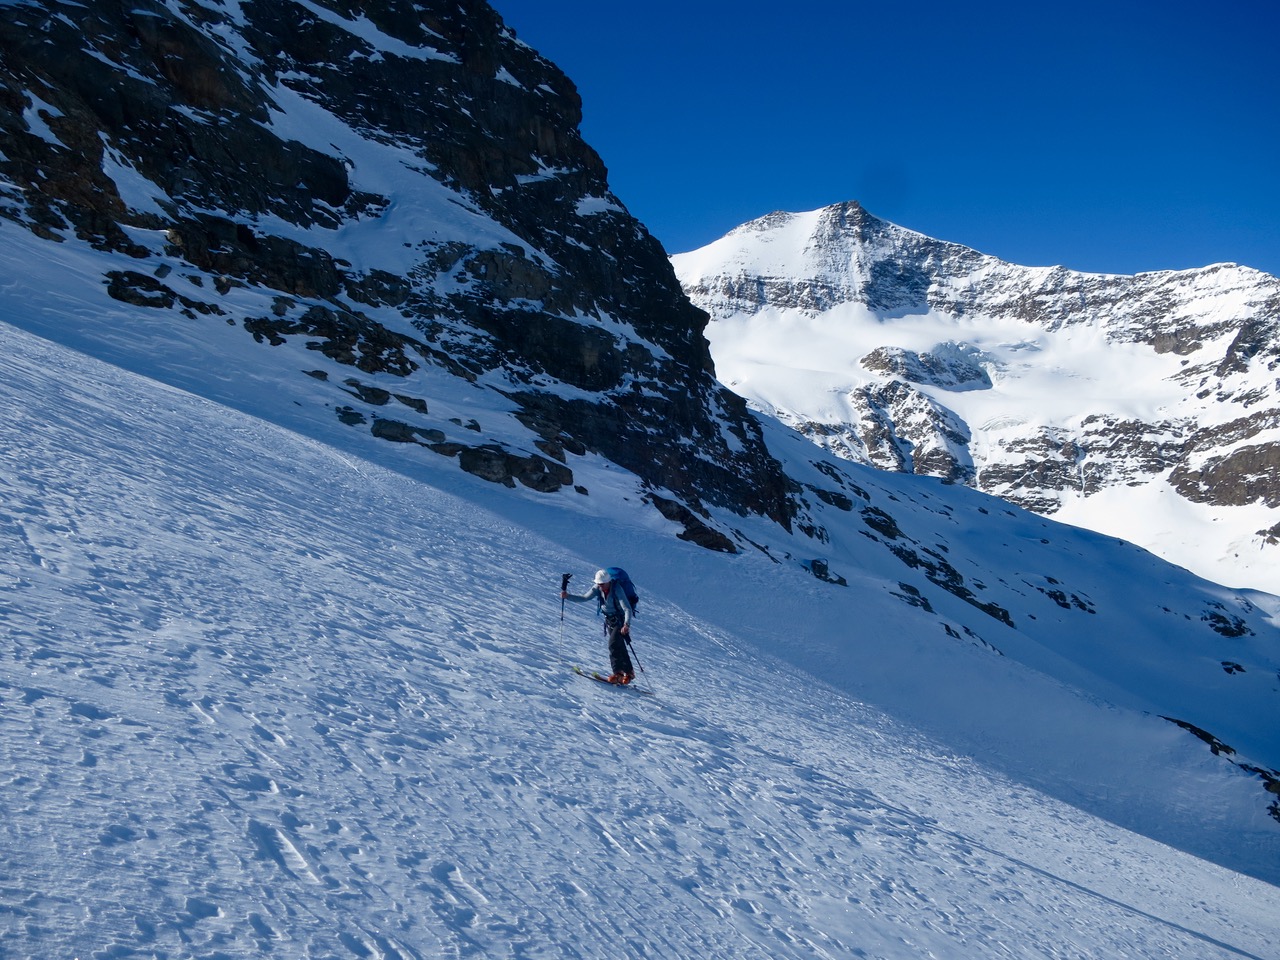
[
  {"left": 674, "top": 204, "right": 1280, "bottom": 595},
  {"left": 677, "top": 201, "right": 991, "bottom": 317}
]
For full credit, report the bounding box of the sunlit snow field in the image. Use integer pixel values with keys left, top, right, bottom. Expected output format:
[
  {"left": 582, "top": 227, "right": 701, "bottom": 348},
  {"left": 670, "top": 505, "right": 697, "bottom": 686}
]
[{"left": 2, "top": 317, "right": 1277, "bottom": 958}]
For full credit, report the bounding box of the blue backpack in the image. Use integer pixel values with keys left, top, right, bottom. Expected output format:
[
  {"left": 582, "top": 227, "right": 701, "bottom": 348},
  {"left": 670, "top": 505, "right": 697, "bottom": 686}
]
[{"left": 605, "top": 566, "right": 640, "bottom": 614}]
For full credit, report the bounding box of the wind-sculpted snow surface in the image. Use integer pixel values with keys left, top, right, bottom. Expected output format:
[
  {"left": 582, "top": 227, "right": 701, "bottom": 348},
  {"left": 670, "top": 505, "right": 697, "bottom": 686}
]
[{"left": 2, "top": 324, "right": 1278, "bottom": 959}]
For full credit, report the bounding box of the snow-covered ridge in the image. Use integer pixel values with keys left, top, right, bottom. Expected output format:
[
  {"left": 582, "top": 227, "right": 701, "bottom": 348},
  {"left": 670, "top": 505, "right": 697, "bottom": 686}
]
[
  {"left": 674, "top": 201, "right": 1280, "bottom": 594},
  {"left": 2, "top": 317, "right": 1278, "bottom": 958}
]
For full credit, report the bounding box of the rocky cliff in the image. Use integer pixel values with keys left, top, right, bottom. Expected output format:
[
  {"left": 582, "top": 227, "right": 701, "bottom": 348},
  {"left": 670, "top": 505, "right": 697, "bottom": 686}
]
[{"left": 0, "top": 0, "right": 790, "bottom": 547}]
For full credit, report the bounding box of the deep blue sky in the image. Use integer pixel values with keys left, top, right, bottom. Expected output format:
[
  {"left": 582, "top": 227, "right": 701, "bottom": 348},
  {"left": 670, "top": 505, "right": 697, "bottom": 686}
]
[{"left": 491, "top": 1, "right": 1279, "bottom": 277}]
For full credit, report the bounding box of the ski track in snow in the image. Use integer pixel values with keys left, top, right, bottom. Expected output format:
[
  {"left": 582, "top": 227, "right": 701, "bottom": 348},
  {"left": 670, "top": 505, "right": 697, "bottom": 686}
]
[{"left": 1, "top": 323, "right": 1277, "bottom": 959}]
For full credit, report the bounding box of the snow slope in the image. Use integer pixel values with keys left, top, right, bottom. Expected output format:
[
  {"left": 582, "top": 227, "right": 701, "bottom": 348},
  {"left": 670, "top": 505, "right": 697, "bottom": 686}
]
[
  {"left": 4, "top": 216, "right": 1278, "bottom": 808},
  {"left": 2, "top": 318, "right": 1279, "bottom": 958}
]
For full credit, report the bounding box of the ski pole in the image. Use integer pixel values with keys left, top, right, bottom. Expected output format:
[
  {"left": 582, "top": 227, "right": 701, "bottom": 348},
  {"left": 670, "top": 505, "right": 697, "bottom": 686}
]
[
  {"left": 559, "top": 572, "right": 571, "bottom": 661},
  {"left": 623, "top": 630, "right": 646, "bottom": 677}
]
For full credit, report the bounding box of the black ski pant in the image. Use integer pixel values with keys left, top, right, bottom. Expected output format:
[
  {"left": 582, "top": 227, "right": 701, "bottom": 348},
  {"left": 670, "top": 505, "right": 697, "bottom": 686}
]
[{"left": 605, "top": 615, "right": 633, "bottom": 675}]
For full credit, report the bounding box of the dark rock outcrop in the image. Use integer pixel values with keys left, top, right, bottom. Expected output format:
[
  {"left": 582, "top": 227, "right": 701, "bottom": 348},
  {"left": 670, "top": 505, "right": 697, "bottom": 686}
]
[{"left": 0, "top": 0, "right": 793, "bottom": 540}]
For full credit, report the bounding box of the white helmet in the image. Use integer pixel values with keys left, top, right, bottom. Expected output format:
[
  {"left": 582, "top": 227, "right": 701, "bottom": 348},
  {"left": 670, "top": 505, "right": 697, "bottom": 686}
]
[{"left": 593, "top": 568, "right": 612, "bottom": 584}]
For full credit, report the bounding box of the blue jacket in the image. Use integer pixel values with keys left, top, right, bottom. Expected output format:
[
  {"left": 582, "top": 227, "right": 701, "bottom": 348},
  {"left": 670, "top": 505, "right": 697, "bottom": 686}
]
[{"left": 567, "top": 582, "right": 632, "bottom": 625}]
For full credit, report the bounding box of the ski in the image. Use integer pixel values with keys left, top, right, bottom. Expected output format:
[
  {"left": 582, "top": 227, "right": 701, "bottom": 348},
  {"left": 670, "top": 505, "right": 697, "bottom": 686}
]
[{"left": 573, "top": 666, "right": 654, "bottom": 695}]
